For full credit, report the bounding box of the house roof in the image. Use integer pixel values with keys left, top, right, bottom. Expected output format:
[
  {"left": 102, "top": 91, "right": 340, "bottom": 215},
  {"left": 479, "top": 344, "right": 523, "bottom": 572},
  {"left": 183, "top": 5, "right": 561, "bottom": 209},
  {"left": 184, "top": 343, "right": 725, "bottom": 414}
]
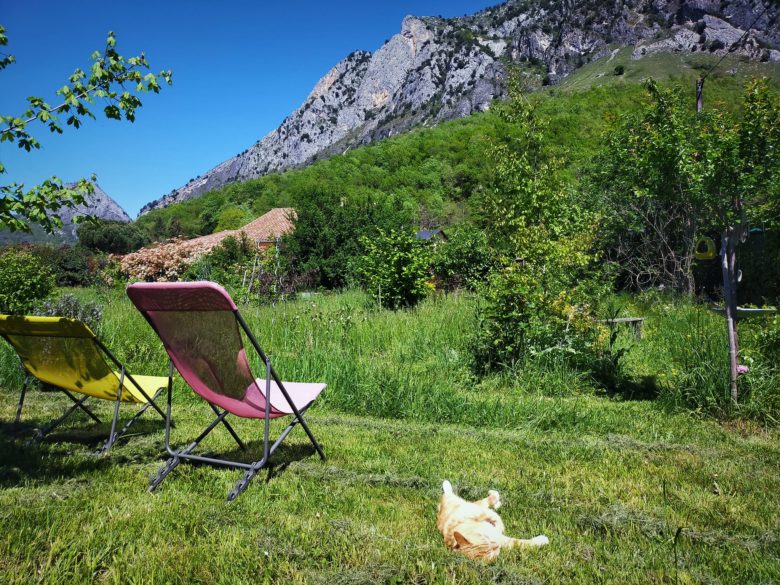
[
  {"left": 415, "top": 228, "right": 447, "bottom": 241},
  {"left": 189, "top": 207, "right": 295, "bottom": 249},
  {"left": 239, "top": 207, "right": 296, "bottom": 242},
  {"left": 176, "top": 207, "right": 296, "bottom": 252},
  {"left": 119, "top": 208, "right": 297, "bottom": 280}
]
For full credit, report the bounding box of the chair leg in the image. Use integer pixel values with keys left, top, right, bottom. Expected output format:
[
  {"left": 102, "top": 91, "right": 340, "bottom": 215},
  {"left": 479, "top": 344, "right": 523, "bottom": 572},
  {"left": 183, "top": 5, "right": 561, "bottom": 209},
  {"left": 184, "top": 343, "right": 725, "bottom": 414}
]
[
  {"left": 150, "top": 404, "right": 233, "bottom": 492},
  {"left": 15, "top": 375, "right": 30, "bottom": 424},
  {"left": 226, "top": 403, "right": 314, "bottom": 502},
  {"left": 99, "top": 366, "right": 125, "bottom": 455},
  {"left": 107, "top": 388, "right": 164, "bottom": 450},
  {"left": 61, "top": 389, "right": 102, "bottom": 424},
  {"left": 296, "top": 414, "right": 326, "bottom": 461},
  {"left": 99, "top": 368, "right": 125, "bottom": 454},
  {"left": 26, "top": 393, "right": 93, "bottom": 445},
  {"left": 208, "top": 403, "right": 247, "bottom": 451}
]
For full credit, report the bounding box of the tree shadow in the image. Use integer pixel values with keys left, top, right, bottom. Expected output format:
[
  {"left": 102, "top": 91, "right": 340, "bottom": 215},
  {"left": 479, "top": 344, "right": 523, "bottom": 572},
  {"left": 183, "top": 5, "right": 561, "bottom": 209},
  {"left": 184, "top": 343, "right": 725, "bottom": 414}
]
[{"left": 599, "top": 374, "right": 661, "bottom": 401}]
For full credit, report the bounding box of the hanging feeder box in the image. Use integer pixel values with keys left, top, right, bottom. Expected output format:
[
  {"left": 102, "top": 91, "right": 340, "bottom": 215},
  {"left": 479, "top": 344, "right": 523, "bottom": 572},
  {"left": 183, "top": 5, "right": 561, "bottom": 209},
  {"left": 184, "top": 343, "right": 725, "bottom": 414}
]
[{"left": 694, "top": 236, "right": 717, "bottom": 260}]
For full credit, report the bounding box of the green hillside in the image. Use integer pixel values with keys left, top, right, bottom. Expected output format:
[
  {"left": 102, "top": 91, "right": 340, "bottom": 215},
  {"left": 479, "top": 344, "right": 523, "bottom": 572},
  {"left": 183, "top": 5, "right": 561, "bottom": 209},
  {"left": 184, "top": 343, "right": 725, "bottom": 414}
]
[{"left": 135, "top": 53, "right": 780, "bottom": 241}]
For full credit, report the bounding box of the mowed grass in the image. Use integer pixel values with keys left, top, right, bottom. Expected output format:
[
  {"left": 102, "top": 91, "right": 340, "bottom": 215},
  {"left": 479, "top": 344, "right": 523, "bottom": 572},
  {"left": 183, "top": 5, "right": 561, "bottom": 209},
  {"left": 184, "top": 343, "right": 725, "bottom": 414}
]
[{"left": 0, "top": 289, "right": 779, "bottom": 583}]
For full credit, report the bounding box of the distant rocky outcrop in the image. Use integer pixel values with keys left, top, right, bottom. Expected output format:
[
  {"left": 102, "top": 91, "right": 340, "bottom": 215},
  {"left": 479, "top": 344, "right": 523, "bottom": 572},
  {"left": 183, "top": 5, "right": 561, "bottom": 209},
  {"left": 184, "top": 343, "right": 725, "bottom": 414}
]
[
  {"left": 140, "top": 0, "right": 780, "bottom": 214},
  {"left": 0, "top": 183, "right": 131, "bottom": 245}
]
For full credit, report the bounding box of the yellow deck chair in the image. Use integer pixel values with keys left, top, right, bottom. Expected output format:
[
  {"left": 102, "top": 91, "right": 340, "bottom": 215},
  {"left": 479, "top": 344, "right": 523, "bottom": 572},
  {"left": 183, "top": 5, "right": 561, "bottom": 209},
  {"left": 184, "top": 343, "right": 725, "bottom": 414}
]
[{"left": 0, "top": 314, "right": 167, "bottom": 453}]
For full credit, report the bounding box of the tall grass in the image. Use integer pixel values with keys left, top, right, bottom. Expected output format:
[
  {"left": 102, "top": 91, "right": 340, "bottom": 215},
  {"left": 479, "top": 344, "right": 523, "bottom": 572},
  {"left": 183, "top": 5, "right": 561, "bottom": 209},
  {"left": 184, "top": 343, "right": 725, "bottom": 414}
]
[
  {"left": 624, "top": 292, "right": 780, "bottom": 424},
  {"left": 1, "top": 286, "right": 777, "bottom": 430}
]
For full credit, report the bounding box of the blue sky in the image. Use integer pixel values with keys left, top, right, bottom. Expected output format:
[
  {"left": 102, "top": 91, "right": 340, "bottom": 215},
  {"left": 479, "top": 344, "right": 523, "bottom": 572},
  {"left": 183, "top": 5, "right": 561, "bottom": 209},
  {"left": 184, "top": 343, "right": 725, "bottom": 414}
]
[{"left": 0, "top": 0, "right": 494, "bottom": 217}]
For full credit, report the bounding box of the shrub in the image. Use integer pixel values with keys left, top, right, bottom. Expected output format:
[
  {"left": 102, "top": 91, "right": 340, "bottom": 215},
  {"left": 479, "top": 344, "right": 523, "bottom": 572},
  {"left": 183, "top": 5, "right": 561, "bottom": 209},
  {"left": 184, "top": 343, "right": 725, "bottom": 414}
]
[
  {"left": 213, "top": 206, "right": 252, "bottom": 232},
  {"left": 0, "top": 248, "right": 55, "bottom": 314},
  {"left": 472, "top": 260, "right": 602, "bottom": 372},
  {"left": 78, "top": 220, "right": 148, "bottom": 254},
  {"left": 183, "top": 233, "right": 257, "bottom": 291},
  {"left": 53, "top": 246, "right": 95, "bottom": 286},
  {"left": 431, "top": 227, "right": 496, "bottom": 291},
  {"left": 34, "top": 293, "right": 103, "bottom": 333},
  {"left": 613, "top": 65, "right": 625, "bottom": 76},
  {"left": 119, "top": 238, "right": 214, "bottom": 281},
  {"left": 473, "top": 76, "right": 606, "bottom": 373},
  {"left": 356, "top": 229, "right": 433, "bottom": 309},
  {"left": 284, "top": 191, "right": 409, "bottom": 289}
]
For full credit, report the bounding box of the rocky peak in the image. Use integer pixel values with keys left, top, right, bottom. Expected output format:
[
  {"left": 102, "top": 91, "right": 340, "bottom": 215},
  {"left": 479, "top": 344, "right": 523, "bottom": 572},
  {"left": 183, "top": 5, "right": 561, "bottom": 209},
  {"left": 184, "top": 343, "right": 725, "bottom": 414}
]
[{"left": 139, "top": 0, "right": 780, "bottom": 215}]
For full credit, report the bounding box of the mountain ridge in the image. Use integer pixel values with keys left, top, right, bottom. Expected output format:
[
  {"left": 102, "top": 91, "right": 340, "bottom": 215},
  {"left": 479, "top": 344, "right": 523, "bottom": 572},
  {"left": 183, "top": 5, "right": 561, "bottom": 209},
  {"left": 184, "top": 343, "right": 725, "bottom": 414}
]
[
  {"left": 0, "top": 183, "right": 130, "bottom": 245},
  {"left": 140, "top": 0, "right": 780, "bottom": 215}
]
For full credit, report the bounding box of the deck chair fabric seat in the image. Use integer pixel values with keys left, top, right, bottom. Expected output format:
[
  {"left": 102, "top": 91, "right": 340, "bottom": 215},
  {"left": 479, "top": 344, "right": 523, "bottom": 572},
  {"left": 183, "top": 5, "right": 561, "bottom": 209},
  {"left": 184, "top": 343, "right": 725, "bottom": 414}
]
[
  {"left": 0, "top": 314, "right": 167, "bottom": 452},
  {"left": 127, "top": 281, "right": 327, "bottom": 501},
  {"left": 203, "top": 379, "right": 326, "bottom": 420}
]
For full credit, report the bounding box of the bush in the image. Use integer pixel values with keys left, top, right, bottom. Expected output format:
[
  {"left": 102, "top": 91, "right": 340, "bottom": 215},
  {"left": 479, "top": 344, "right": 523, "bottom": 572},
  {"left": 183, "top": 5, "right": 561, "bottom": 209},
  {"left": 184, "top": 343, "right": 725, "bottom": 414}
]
[
  {"left": 0, "top": 248, "right": 55, "bottom": 314},
  {"left": 613, "top": 65, "right": 625, "bottom": 76},
  {"left": 472, "top": 262, "right": 602, "bottom": 372},
  {"left": 431, "top": 227, "right": 495, "bottom": 291},
  {"left": 284, "top": 192, "right": 409, "bottom": 289},
  {"left": 473, "top": 77, "right": 606, "bottom": 373},
  {"left": 356, "top": 229, "right": 433, "bottom": 309},
  {"left": 34, "top": 293, "right": 103, "bottom": 333},
  {"left": 213, "top": 206, "right": 252, "bottom": 232},
  {"left": 54, "top": 246, "right": 95, "bottom": 286},
  {"left": 78, "top": 220, "right": 148, "bottom": 254},
  {"left": 183, "top": 233, "right": 258, "bottom": 293}
]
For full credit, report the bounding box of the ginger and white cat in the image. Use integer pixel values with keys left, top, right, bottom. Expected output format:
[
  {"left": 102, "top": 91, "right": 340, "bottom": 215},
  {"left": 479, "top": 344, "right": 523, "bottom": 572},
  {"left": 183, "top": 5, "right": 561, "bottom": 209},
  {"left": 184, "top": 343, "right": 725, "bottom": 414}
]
[{"left": 436, "top": 480, "right": 549, "bottom": 561}]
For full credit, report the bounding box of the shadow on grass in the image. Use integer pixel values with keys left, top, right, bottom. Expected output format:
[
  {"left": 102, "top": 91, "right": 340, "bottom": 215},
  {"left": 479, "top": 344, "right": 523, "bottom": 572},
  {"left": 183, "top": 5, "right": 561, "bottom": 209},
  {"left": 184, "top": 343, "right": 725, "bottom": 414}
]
[
  {"left": 0, "top": 429, "right": 112, "bottom": 488},
  {"left": 593, "top": 373, "right": 661, "bottom": 401},
  {"left": 165, "top": 438, "right": 318, "bottom": 483},
  {"left": 0, "top": 415, "right": 167, "bottom": 487}
]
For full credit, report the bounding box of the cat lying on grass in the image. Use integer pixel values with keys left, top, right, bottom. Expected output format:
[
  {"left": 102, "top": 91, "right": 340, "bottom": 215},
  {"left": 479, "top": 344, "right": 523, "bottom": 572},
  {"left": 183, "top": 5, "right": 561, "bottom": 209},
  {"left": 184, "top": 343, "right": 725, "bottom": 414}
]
[{"left": 437, "top": 480, "right": 549, "bottom": 561}]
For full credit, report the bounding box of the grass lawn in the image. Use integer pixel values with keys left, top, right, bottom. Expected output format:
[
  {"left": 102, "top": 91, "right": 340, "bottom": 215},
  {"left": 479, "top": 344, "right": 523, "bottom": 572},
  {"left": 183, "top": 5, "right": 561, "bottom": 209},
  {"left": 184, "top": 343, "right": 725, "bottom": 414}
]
[{"left": 0, "top": 290, "right": 779, "bottom": 583}]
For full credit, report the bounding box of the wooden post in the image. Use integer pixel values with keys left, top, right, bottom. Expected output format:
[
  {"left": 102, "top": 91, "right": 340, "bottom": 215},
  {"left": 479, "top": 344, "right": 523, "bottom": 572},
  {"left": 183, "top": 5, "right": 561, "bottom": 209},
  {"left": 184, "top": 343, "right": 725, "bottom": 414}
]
[
  {"left": 696, "top": 78, "right": 704, "bottom": 113},
  {"left": 720, "top": 229, "right": 739, "bottom": 403}
]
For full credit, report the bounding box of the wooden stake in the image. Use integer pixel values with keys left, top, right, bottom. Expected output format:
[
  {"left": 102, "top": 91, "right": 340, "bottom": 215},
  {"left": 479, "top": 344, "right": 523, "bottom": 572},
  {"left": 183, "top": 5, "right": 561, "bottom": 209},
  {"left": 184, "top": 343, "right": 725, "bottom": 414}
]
[
  {"left": 720, "top": 230, "right": 739, "bottom": 403},
  {"left": 696, "top": 78, "right": 704, "bottom": 113}
]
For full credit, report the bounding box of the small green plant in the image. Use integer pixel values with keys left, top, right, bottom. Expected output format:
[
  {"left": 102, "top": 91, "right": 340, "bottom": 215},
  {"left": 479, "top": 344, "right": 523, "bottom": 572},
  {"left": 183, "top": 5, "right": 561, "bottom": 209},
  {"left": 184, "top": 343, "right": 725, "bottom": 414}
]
[
  {"left": 613, "top": 65, "right": 625, "bottom": 76},
  {"left": 356, "top": 229, "right": 433, "bottom": 309},
  {"left": 0, "top": 247, "right": 55, "bottom": 314},
  {"left": 183, "top": 233, "right": 257, "bottom": 293}
]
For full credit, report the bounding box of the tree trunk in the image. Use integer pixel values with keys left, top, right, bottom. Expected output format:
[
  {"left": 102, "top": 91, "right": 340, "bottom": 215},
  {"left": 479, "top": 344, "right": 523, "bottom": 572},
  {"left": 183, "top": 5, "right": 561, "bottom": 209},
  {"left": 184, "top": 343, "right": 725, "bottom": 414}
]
[{"left": 720, "top": 229, "right": 739, "bottom": 403}]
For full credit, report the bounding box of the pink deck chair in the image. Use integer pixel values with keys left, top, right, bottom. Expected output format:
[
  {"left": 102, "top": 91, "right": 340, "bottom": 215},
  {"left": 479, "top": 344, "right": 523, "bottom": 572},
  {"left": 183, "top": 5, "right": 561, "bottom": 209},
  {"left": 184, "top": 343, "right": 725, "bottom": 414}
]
[{"left": 127, "top": 281, "right": 326, "bottom": 501}]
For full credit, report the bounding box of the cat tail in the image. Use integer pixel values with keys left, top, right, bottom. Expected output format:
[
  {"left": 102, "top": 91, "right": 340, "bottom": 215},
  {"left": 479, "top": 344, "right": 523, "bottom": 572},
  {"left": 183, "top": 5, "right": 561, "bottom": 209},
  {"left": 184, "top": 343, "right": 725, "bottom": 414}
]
[
  {"left": 442, "top": 480, "right": 453, "bottom": 495},
  {"left": 507, "top": 534, "right": 549, "bottom": 549}
]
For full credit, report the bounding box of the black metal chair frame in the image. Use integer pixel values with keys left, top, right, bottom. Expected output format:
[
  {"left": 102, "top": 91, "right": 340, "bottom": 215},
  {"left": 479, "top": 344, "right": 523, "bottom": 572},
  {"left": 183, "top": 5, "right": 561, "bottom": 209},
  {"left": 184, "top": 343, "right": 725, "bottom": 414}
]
[
  {"left": 149, "top": 310, "right": 325, "bottom": 502},
  {"left": 11, "top": 336, "right": 167, "bottom": 454}
]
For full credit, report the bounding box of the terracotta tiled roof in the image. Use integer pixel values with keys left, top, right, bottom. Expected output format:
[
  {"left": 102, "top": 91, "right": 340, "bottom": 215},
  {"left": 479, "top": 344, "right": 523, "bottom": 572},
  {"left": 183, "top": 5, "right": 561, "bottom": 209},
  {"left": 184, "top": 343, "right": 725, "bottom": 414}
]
[
  {"left": 118, "top": 208, "right": 296, "bottom": 281},
  {"left": 238, "top": 207, "right": 296, "bottom": 243},
  {"left": 186, "top": 207, "right": 296, "bottom": 250}
]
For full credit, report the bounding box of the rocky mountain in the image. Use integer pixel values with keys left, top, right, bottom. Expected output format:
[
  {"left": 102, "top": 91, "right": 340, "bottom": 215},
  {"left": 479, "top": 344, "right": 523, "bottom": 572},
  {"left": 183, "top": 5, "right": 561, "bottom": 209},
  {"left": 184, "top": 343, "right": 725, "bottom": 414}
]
[
  {"left": 140, "top": 0, "right": 780, "bottom": 214},
  {"left": 0, "top": 183, "right": 131, "bottom": 244}
]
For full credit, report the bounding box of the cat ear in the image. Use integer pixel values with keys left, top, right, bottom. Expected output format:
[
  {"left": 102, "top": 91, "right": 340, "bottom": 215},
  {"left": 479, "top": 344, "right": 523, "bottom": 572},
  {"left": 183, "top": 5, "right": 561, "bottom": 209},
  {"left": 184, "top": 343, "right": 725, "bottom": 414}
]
[{"left": 453, "top": 531, "right": 471, "bottom": 548}]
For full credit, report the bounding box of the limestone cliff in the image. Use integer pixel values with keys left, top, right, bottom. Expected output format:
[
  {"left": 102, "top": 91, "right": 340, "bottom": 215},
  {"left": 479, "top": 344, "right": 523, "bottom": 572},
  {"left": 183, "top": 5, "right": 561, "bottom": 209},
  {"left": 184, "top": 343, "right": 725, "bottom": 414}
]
[{"left": 140, "top": 0, "right": 779, "bottom": 214}]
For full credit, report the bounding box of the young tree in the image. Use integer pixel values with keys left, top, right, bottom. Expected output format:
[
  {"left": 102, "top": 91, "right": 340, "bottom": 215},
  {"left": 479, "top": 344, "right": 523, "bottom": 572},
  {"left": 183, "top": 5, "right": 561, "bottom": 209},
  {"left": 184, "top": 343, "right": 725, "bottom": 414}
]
[
  {"left": 0, "top": 26, "right": 172, "bottom": 233},
  {"left": 593, "top": 78, "right": 780, "bottom": 402},
  {"left": 474, "top": 78, "right": 600, "bottom": 371}
]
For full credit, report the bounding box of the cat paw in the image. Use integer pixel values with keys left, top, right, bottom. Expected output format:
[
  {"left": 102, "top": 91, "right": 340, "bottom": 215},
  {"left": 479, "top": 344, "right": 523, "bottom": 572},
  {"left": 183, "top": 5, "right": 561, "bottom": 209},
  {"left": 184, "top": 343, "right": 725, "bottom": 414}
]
[
  {"left": 442, "top": 480, "right": 453, "bottom": 495},
  {"left": 530, "top": 535, "right": 549, "bottom": 546},
  {"left": 487, "top": 489, "right": 502, "bottom": 509}
]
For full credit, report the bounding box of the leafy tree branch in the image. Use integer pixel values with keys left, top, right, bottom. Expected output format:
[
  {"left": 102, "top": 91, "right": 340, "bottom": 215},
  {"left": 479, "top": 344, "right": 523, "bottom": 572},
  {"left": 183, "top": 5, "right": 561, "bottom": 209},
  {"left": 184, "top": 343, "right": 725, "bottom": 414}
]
[{"left": 0, "top": 26, "right": 172, "bottom": 233}]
